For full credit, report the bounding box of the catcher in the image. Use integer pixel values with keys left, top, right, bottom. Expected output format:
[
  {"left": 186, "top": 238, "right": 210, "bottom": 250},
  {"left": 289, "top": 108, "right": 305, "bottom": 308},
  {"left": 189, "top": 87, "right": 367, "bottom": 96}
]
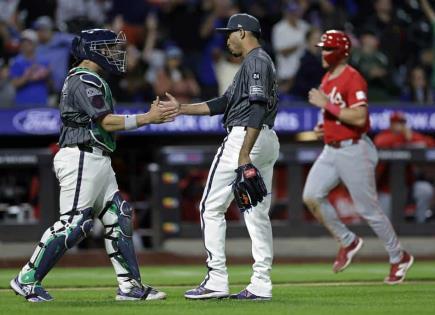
[
  {"left": 160, "top": 13, "right": 279, "bottom": 300},
  {"left": 10, "top": 29, "right": 177, "bottom": 302}
]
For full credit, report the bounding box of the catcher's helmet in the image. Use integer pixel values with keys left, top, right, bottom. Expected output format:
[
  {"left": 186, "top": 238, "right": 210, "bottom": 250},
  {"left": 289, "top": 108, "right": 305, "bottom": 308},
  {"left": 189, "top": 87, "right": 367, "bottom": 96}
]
[
  {"left": 316, "top": 30, "right": 351, "bottom": 67},
  {"left": 71, "top": 29, "right": 127, "bottom": 75}
]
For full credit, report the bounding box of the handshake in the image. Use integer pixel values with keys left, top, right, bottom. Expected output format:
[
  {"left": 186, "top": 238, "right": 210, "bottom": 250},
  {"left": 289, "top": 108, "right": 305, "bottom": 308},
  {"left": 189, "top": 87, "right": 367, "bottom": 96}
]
[{"left": 147, "top": 92, "right": 181, "bottom": 124}]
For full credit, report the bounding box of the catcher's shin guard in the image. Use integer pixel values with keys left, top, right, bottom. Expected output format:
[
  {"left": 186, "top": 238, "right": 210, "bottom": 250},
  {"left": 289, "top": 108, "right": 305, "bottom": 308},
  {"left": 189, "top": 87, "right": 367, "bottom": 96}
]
[
  {"left": 99, "top": 192, "right": 142, "bottom": 291},
  {"left": 19, "top": 208, "right": 94, "bottom": 284}
]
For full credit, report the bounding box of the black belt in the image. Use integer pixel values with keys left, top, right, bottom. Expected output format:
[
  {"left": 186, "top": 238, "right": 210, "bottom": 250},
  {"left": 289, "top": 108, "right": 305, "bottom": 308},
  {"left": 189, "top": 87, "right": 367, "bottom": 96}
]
[
  {"left": 226, "top": 125, "right": 272, "bottom": 133},
  {"left": 68, "top": 144, "right": 110, "bottom": 156}
]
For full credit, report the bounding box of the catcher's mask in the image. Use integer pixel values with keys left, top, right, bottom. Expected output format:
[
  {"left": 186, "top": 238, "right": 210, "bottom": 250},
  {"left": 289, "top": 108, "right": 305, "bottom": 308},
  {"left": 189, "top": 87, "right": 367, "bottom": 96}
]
[{"left": 71, "top": 28, "right": 127, "bottom": 75}]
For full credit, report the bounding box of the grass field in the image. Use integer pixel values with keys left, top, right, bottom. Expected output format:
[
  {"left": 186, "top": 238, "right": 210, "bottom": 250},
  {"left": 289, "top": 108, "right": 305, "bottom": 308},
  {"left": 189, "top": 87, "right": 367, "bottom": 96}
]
[{"left": 1, "top": 262, "right": 435, "bottom": 315}]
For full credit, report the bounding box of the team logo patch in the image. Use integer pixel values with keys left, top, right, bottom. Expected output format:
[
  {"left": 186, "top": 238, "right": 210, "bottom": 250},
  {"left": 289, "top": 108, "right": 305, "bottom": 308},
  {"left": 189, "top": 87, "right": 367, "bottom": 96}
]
[
  {"left": 91, "top": 95, "right": 105, "bottom": 109},
  {"left": 249, "top": 85, "right": 264, "bottom": 95},
  {"left": 252, "top": 72, "right": 260, "bottom": 80},
  {"left": 86, "top": 87, "right": 103, "bottom": 97},
  {"left": 356, "top": 91, "right": 366, "bottom": 100}
]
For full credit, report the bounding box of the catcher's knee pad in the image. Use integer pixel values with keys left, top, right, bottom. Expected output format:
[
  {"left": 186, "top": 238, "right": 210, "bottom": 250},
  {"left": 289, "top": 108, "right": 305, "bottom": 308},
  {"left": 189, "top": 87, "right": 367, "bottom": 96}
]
[
  {"left": 100, "top": 192, "right": 133, "bottom": 237},
  {"left": 21, "top": 208, "right": 93, "bottom": 283},
  {"left": 100, "top": 192, "right": 140, "bottom": 281},
  {"left": 114, "top": 192, "right": 134, "bottom": 237}
]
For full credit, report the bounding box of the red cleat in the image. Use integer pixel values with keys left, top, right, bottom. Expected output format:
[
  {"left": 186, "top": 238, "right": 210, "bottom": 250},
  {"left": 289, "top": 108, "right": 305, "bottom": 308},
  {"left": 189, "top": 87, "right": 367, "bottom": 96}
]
[
  {"left": 384, "top": 251, "right": 414, "bottom": 285},
  {"left": 332, "top": 237, "right": 363, "bottom": 273}
]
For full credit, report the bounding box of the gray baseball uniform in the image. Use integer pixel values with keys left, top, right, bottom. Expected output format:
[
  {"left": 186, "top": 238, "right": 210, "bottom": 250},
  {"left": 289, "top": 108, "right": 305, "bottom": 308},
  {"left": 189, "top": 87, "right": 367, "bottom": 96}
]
[
  {"left": 208, "top": 48, "right": 277, "bottom": 128},
  {"left": 18, "top": 66, "right": 145, "bottom": 294},
  {"left": 303, "top": 65, "right": 403, "bottom": 264},
  {"left": 59, "top": 67, "right": 115, "bottom": 152},
  {"left": 198, "top": 47, "right": 279, "bottom": 297}
]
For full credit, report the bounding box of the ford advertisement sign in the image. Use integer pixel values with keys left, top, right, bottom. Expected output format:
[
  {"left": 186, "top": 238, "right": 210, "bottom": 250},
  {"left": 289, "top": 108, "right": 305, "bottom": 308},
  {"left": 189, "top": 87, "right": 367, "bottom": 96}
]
[
  {"left": 12, "top": 109, "right": 61, "bottom": 135},
  {"left": 0, "top": 104, "right": 434, "bottom": 135}
]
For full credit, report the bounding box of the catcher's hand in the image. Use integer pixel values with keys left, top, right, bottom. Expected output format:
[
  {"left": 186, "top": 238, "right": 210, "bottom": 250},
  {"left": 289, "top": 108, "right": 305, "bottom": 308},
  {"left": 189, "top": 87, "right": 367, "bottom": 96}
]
[{"left": 232, "top": 163, "right": 267, "bottom": 212}]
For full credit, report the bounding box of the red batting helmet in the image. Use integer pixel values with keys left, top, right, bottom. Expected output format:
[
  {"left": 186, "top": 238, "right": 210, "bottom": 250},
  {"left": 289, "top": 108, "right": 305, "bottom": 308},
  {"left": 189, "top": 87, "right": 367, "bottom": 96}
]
[{"left": 316, "top": 30, "right": 351, "bottom": 67}]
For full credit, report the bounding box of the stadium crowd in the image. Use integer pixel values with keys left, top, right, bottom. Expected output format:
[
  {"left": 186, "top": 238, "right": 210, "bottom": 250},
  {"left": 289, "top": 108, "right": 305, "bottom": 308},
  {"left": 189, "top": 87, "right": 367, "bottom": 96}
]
[{"left": 0, "top": 0, "right": 435, "bottom": 107}]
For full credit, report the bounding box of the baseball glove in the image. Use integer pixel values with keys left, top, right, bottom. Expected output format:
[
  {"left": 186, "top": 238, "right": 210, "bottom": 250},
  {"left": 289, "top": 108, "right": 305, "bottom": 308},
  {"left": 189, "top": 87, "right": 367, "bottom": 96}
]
[{"left": 232, "top": 163, "right": 267, "bottom": 212}]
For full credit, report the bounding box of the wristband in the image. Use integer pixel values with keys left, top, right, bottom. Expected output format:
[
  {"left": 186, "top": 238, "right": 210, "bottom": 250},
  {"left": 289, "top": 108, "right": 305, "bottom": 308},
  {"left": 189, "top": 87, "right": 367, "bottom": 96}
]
[
  {"left": 124, "top": 115, "right": 138, "bottom": 130},
  {"left": 325, "top": 102, "right": 341, "bottom": 117}
]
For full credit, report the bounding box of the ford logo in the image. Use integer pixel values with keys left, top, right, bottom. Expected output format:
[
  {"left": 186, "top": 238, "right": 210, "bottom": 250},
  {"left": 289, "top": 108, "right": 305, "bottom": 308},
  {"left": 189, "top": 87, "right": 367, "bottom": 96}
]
[{"left": 13, "top": 109, "right": 60, "bottom": 135}]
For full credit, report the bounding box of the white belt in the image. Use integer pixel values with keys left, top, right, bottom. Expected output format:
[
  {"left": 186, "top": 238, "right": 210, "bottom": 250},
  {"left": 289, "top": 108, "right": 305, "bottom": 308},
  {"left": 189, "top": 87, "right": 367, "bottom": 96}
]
[{"left": 226, "top": 125, "right": 271, "bottom": 133}]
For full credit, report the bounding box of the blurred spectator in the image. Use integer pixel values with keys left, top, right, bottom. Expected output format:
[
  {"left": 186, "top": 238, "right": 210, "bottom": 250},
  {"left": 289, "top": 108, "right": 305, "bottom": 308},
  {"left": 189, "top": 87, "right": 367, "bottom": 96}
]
[
  {"left": 108, "top": 0, "right": 150, "bottom": 46},
  {"left": 0, "top": 57, "right": 15, "bottom": 108},
  {"left": 0, "top": 1, "right": 432, "bottom": 108},
  {"left": 403, "top": 1, "right": 432, "bottom": 64},
  {"left": 140, "top": 10, "right": 166, "bottom": 95},
  {"left": 272, "top": 1, "right": 310, "bottom": 93},
  {"left": 9, "top": 29, "right": 50, "bottom": 106},
  {"left": 237, "top": 0, "right": 283, "bottom": 54},
  {"left": 0, "top": 16, "right": 20, "bottom": 62},
  {"left": 350, "top": 30, "right": 398, "bottom": 101},
  {"left": 17, "top": 0, "right": 56, "bottom": 28},
  {"left": 141, "top": 10, "right": 159, "bottom": 63},
  {"left": 418, "top": 48, "right": 433, "bottom": 83},
  {"left": 111, "top": 44, "right": 154, "bottom": 103},
  {"left": 0, "top": 18, "right": 8, "bottom": 60},
  {"left": 153, "top": 46, "right": 200, "bottom": 103},
  {"left": 375, "top": 112, "right": 435, "bottom": 148},
  {"left": 195, "top": 0, "right": 234, "bottom": 99},
  {"left": 214, "top": 51, "right": 241, "bottom": 95},
  {"left": 56, "top": 0, "right": 111, "bottom": 33},
  {"left": 301, "top": 0, "right": 350, "bottom": 30},
  {"left": 401, "top": 65, "right": 433, "bottom": 104},
  {"left": 34, "top": 16, "right": 74, "bottom": 95},
  {"left": 375, "top": 112, "right": 435, "bottom": 222},
  {"left": 160, "top": 0, "right": 209, "bottom": 79},
  {"left": 420, "top": 0, "right": 435, "bottom": 92},
  {"left": 290, "top": 27, "right": 324, "bottom": 99},
  {"left": 0, "top": 0, "right": 19, "bottom": 26},
  {"left": 362, "top": 0, "right": 406, "bottom": 68}
]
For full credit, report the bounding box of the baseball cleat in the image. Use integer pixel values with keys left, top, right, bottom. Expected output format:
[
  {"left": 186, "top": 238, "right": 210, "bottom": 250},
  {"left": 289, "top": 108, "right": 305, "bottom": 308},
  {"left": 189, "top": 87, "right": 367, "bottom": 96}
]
[
  {"left": 333, "top": 237, "right": 363, "bottom": 273},
  {"left": 184, "top": 285, "right": 229, "bottom": 299},
  {"left": 116, "top": 285, "right": 167, "bottom": 301},
  {"left": 384, "top": 251, "right": 414, "bottom": 285},
  {"left": 229, "top": 289, "right": 271, "bottom": 301},
  {"left": 10, "top": 276, "right": 53, "bottom": 302}
]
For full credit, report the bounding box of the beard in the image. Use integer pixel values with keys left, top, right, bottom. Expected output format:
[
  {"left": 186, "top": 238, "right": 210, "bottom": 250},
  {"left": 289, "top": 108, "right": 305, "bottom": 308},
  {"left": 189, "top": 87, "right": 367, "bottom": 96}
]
[
  {"left": 227, "top": 43, "right": 242, "bottom": 57},
  {"left": 230, "top": 51, "right": 242, "bottom": 57}
]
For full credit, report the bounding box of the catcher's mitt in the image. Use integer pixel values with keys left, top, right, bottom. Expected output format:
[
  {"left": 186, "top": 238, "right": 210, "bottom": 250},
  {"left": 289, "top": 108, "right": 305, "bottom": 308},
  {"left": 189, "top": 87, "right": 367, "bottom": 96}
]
[{"left": 232, "top": 163, "right": 267, "bottom": 212}]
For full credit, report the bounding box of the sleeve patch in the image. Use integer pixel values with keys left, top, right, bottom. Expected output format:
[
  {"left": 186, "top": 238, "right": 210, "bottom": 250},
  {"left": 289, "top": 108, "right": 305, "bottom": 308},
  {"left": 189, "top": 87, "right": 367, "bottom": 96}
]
[
  {"left": 91, "top": 95, "right": 105, "bottom": 109},
  {"left": 252, "top": 72, "right": 260, "bottom": 80},
  {"left": 356, "top": 91, "right": 366, "bottom": 100},
  {"left": 86, "top": 87, "right": 103, "bottom": 97},
  {"left": 249, "top": 85, "right": 265, "bottom": 96}
]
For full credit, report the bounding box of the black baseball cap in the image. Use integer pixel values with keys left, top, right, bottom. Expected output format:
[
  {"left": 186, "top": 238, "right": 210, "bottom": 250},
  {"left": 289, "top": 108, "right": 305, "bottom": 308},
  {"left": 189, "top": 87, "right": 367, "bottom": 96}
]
[{"left": 216, "top": 13, "right": 261, "bottom": 34}]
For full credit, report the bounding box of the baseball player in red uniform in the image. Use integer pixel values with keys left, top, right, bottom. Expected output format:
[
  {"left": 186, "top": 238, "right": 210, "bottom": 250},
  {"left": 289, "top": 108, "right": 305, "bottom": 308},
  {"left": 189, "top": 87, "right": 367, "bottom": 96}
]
[
  {"left": 375, "top": 112, "right": 435, "bottom": 223},
  {"left": 375, "top": 112, "right": 435, "bottom": 149},
  {"left": 303, "top": 30, "right": 413, "bottom": 284}
]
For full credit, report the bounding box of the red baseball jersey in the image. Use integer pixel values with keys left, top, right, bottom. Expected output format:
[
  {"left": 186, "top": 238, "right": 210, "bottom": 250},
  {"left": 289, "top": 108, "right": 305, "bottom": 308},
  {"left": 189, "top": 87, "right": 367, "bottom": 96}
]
[
  {"left": 320, "top": 65, "right": 370, "bottom": 143},
  {"left": 374, "top": 130, "right": 435, "bottom": 149}
]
